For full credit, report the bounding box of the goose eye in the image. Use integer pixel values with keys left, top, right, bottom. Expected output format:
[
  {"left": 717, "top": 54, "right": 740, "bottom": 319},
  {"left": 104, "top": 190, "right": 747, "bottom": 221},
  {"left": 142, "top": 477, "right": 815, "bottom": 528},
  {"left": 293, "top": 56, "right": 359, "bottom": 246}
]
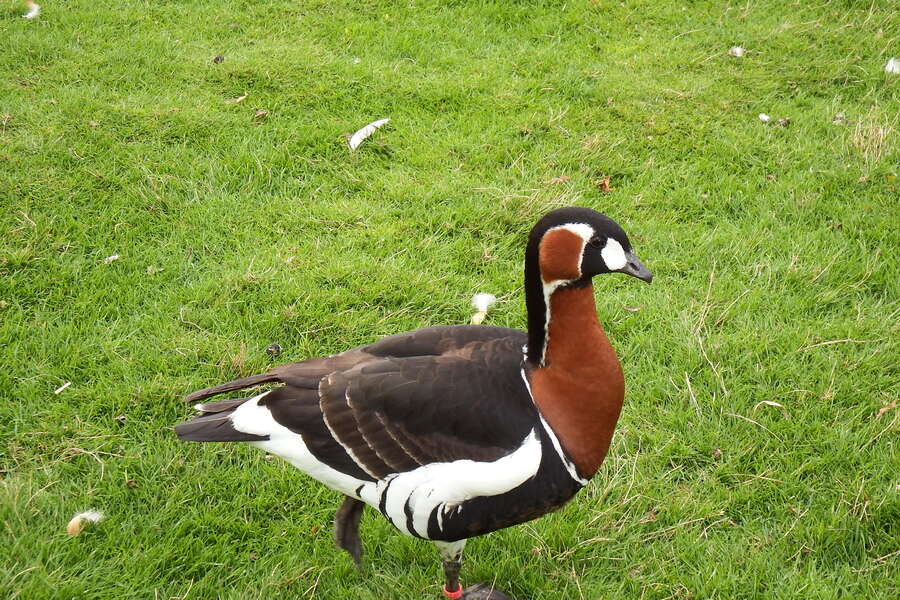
[{"left": 589, "top": 237, "right": 605, "bottom": 249}]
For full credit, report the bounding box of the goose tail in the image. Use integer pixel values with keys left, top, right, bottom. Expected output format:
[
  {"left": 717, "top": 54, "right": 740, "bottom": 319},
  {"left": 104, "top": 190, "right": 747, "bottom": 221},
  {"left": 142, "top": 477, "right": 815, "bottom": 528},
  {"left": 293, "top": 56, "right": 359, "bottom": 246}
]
[{"left": 174, "top": 397, "right": 269, "bottom": 442}]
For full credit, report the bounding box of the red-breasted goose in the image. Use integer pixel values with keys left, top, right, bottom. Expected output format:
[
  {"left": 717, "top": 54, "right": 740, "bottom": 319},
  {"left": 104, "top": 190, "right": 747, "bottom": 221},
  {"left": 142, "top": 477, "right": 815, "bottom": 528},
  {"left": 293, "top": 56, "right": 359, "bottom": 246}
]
[{"left": 175, "top": 206, "right": 651, "bottom": 599}]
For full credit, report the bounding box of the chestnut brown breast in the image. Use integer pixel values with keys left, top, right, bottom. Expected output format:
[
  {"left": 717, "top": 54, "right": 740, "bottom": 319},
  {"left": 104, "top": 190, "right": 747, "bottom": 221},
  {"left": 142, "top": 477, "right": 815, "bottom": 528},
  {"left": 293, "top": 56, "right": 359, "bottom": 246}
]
[{"left": 530, "top": 285, "right": 624, "bottom": 479}]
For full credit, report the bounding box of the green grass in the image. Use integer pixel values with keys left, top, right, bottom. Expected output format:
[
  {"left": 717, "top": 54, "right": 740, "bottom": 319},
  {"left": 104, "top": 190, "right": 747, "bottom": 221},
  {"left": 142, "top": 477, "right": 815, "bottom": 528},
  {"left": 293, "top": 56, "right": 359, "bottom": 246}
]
[{"left": 1, "top": 0, "right": 898, "bottom": 598}]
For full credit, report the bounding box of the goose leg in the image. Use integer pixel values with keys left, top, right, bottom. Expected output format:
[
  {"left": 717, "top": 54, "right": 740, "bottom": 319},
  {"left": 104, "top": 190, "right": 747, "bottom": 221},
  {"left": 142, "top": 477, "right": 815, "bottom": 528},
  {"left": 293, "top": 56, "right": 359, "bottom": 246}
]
[
  {"left": 333, "top": 495, "right": 365, "bottom": 568},
  {"left": 436, "top": 540, "right": 466, "bottom": 599},
  {"left": 443, "top": 559, "right": 462, "bottom": 596},
  {"left": 435, "top": 540, "right": 516, "bottom": 599}
]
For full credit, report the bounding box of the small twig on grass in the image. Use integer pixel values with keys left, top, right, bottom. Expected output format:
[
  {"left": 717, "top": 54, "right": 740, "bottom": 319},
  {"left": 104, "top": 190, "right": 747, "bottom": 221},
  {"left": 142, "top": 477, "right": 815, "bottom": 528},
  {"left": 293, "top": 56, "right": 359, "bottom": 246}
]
[
  {"left": 848, "top": 253, "right": 877, "bottom": 290},
  {"left": 781, "top": 507, "right": 810, "bottom": 539},
  {"left": 851, "top": 548, "right": 900, "bottom": 573},
  {"left": 874, "top": 549, "right": 900, "bottom": 563},
  {"left": 752, "top": 400, "right": 790, "bottom": 419},
  {"left": 302, "top": 567, "right": 327, "bottom": 598},
  {"left": 684, "top": 373, "right": 700, "bottom": 415},
  {"left": 18, "top": 211, "right": 36, "bottom": 227},
  {"left": 296, "top": 324, "right": 337, "bottom": 336},
  {"left": 9, "top": 565, "right": 40, "bottom": 585},
  {"left": 662, "top": 464, "right": 684, "bottom": 481},
  {"left": 698, "top": 336, "right": 728, "bottom": 396},
  {"left": 571, "top": 565, "right": 586, "bottom": 600},
  {"left": 811, "top": 254, "right": 838, "bottom": 282},
  {"left": 279, "top": 566, "right": 317, "bottom": 587},
  {"left": 712, "top": 289, "right": 750, "bottom": 328},
  {"left": 555, "top": 535, "right": 615, "bottom": 559},
  {"left": 641, "top": 512, "right": 723, "bottom": 542},
  {"left": 617, "top": 451, "right": 642, "bottom": 516},
  {"left": 519, "top": 522, "right": 552, "bottom": 557},
  {"left": 726, "top": 412, "right": 782, "bottom": 441},
  {"left": 860, "top": 412, "right": 898, "bottom": 450},
  {"left": 693, "top": 263, "right": 716, "bottom": 335},
  {"left": 788, "top": 543, "right": 813, "bottom": 563},
  {"left": 61, "top": 447, "right": 123, "bottom": 462},
  {"left": 796, "top": 339, "right": 875, "bottom": 351},
  {"left": 672, "top": 28, "right": 703, "bottom": 40},
  {"left": 887, "top": 304, "right": 900, "bottom": 323},
  {"left": 176, "top": 579, "right": 193, "bottom": 600},
  {"left": 26, "top": 479, "right": 58, "bottom": 508},
  {"left": 699, "top": 517, "right": 732, "bottom": 538}
]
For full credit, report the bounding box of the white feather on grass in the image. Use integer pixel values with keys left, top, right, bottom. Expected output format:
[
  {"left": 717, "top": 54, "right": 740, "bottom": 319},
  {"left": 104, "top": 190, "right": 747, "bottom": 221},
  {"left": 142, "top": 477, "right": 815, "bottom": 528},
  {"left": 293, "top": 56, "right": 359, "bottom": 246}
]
[
  {"left": 470, "top": 293, "right": 497, "bottom": 325},
  {"left": 886, "top": 58, "right": 900, "bottom": 75},
  {"left": 348, "top": 118, "right": 390, "bottom": 151},
  {"left": 23, "top": 2, "right": 40, "bottom": 18},
  {"left": 67, "top": 510, "right": 104, "bottom": 536}
]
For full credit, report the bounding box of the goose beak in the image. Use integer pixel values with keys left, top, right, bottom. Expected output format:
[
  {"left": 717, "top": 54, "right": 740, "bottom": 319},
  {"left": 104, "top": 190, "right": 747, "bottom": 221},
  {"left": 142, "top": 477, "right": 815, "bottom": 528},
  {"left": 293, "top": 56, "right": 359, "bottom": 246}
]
[{"left": 619, "top": 252, "right": 652, "bottom": 283}]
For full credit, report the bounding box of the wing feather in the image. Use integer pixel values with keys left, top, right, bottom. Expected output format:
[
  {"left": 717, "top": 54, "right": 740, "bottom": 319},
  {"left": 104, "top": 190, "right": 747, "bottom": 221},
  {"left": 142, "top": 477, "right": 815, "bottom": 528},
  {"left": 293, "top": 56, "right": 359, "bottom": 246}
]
[
  {"left": 313, "top": 336, "right": 535, "bottom": 478},
  {"left": 181, "top": 325, "right": 533, "bottom": 482}
]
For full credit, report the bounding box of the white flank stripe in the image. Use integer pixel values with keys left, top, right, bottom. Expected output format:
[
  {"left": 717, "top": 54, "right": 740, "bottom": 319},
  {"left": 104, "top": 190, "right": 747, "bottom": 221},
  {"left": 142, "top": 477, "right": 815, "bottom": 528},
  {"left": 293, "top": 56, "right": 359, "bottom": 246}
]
[
  {"left": 383, "top": 471, "right": 425, "bottom": 532},
  {"left": 360, "top": 428, "right": 542, "bottom": 537},
  {"left": 520, "top": 369, "right": 589, "bottom": 486},
  {"left": 229, "top": 391, "right": 545, "bottom": 540},
  {"left": 411, "top": 429, "right": 542, "bottom": 537},
  {"left": 230, "top": 392, "right": 372, "bottom": 495}
]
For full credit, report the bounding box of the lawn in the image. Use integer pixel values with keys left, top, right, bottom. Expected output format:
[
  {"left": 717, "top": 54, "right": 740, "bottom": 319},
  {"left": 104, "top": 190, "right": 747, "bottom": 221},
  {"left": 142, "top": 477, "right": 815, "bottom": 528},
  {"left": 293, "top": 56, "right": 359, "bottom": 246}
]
[{"left": 1, "top": 0, "right": 898, "bottom": 598}]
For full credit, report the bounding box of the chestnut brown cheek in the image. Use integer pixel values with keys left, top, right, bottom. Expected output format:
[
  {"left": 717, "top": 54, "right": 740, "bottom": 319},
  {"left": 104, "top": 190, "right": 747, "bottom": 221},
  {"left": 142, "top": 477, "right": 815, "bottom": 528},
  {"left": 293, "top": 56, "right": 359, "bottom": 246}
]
[{"left": 539, "top": 229, "right": 584, "bottom": 283}]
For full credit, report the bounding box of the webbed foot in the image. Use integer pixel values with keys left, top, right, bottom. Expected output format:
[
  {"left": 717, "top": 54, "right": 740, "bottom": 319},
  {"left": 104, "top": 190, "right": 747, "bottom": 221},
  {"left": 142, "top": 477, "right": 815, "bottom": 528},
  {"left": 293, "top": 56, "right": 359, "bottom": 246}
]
[{"left": 460, "top": 583, "right": 515, "bottom": 599}]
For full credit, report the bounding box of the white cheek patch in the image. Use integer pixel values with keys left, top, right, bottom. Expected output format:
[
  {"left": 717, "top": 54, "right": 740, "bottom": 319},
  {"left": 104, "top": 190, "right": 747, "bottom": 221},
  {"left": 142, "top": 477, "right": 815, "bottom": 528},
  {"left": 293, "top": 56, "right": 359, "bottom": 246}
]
[{"left": 601, "top": 238, "right": 628, "bottom": 271}]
